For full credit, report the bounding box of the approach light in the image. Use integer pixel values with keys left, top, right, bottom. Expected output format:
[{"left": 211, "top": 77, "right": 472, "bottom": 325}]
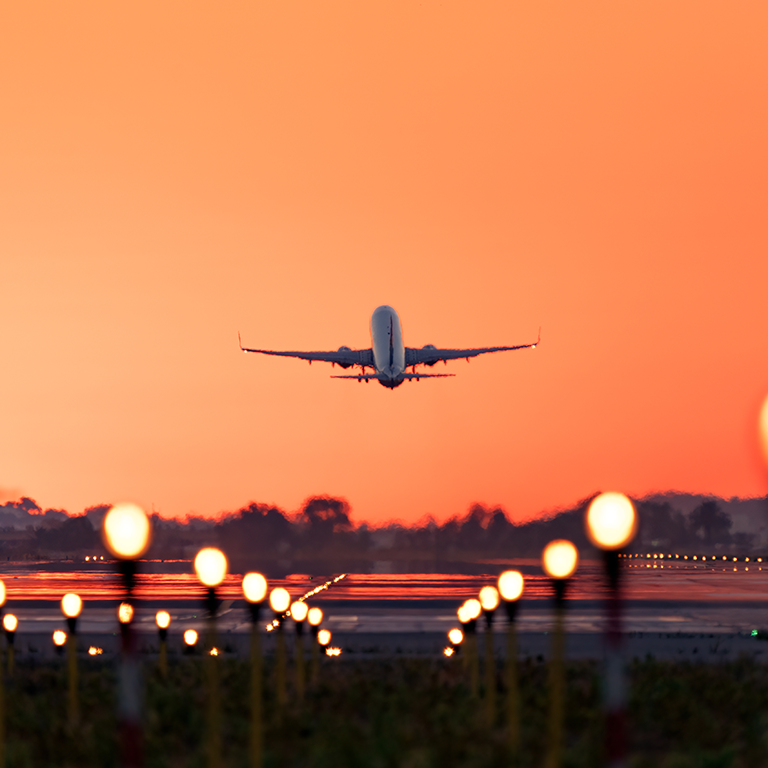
[
  {"left": 118, "top": 602, "right": 134, "bottom": 624},
  {"left": 102, "top": 502, "right": 151, "bottom": 559},
  {"left": 290, "top": 601, "right": 309, "bottom": 622},
  {"left": 448, "top": 628, "right": 464, "bottom": 645},
  {"left": 269, "top": 587, "right": 291, "bottom": 614},
  {"left": 498, "top": 570, "right": 524, "bottom": 602},
  {"left": 317, "top": 629, "right": 332, "bottom": 646},
  {"left": 61, "top": 593, "right": 83, "bottom": 619},
  {"left": 479, "top": 586, "right": 500, "bottom": 612},
  {"left": 586, "top": 492, "right": 636, "bottom": 550},
  {"left": 53, "top": 630, "right": 67, "bottom": 647},
  {"left": 308, "top": 607, "right": 323, "bottom": 626},
  {"left": 543, "top": 540, "right": 578, "bottom": 580},
  {"left": 156, "top": 610, "right": 171, "bottom": 630},
  {"left": 184, "top": 629, "right": 198, "bottom": 646},
  {"left": 194, "top": 548, "right": 228, "bottom": 587},
  {"left": 242, "top": 572, "right": 268, "bottom": 603},
  {"left": 0, "top": 579, "right": 5, "bottom": 608},
  {"left": 465, "top": 598, "right": 482, "bottom": 621},
  {"left": 444, "top": 647, "right": 455, "bottom": 657},
  {"left": 3, "top": 614, "right": 17, "bottom": 633}
]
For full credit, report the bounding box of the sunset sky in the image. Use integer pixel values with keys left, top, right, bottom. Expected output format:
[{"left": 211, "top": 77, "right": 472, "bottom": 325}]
[{"left": 2, "top": 2, "right": 767, "bottom": 525}]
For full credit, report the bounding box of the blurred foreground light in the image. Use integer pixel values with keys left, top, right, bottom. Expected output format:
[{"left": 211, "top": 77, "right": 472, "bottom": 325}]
[
  {"left": 210, "top": 648, "right": 219, "bottom": 656},
  {"left": 242, "top": 572, "right": 268, "bottom": 603},
  {"left": 0, "top": 579, "right": 5, "bottom": 608},
  {"left": 118, "top": 602, "right": 134, "bottom": 624},
  {"left": 155, "top": 610, "right": 171, "bottom": 629},
  {"left": 479, "top": 586, "right": 500, "bottom": 612},
  {"left": 53, "top": 630, "right": 67, "bottom": 647},
  {"left": 184, "top": 629, "right": 198, "bottom": 646},
  {"left": 3, "top": 614, "right": 17, "bottom": 632},
  {"left": 308, "top": 607, "right": 323, "bottom": 626},
  {"left": 498, "top": 570, "right": 524, "bottom": 601},
  {"left": 464, "top": 598, "right": 482, "bottom": 621},
  {"left": 269, "top": 587, "right": 291, "bottom": 613},
  {"left": 448, "top": 628, "right": 464, "bottom": 645},
  {"left": 102, "top": 503, "right": 151, "bottom": 559},
  {"left": 543, "top": 540, "right": 579, "bottom": 579},
  {"left": 759, "top": 393, "right": 768, "bottom": 464},
  {"left": 290, "top": 601, "right": 309, "bottom": 622},
  {"left": 444, "top": 646, "right": 455, "bottom": 657},
  {"left": 317, "top": 629, "right": 332, "bottom": 646},
  {"left": 88, "top": 646, "right": 103, "bottom": 656},
  {"left": 61, "top": 593, "right": 83, "bottom": 619},
  {"left": 194, "top": 548, "right": 228, "bottom": 587},
  {"left": 326, "top": 647, "right": 341, "bottom": 656},
  {"left": 586, "top": 493, "right": 637, "bottom": 550}
]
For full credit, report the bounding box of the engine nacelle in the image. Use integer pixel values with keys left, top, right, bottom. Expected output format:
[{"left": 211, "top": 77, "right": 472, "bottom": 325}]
[
  {"left": 422, "top": 344, "right": 438, "bottom": 366},
  {"left": 336, "top": 346, "right": 354, "bottom": 369}
]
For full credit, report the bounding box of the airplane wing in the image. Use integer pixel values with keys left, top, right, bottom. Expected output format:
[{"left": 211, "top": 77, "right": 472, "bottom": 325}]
[
  {"left": 331, "top": 372, "right": 455, "bottom": 382},
  {"left": 405, "top": 330, "right": 540, "bottom": 367},
  {"left": 238, "top": 333, "right": 374, "bottom": 369}
]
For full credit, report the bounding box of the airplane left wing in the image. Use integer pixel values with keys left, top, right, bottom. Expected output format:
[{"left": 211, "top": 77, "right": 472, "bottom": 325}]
[
  {"left": 405, "top": 330, "right": 540, "bottom": 367},
  {"left": 238, "top": 334, "right": 373, "bottom": 369}
]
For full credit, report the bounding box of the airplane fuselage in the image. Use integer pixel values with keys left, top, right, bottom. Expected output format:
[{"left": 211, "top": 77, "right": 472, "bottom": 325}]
[{"left": 370, "top": 305, "right": 406, "bottom": 388}]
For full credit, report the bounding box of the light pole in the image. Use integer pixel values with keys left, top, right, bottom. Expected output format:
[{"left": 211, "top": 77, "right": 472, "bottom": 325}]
[
  {"left": 53, "top": 630, "right": 67, "bottom": 657},
  {"left": 586, "top": 492, "right": 637, "bottom": 768},
  {"left": 194, "top": 547, "right": 228, "bottom": 768},
  {"left": 61, "top": 593, "right": 83, "bottom": 728},
  {"left": 317, "top": 628, "right": 332, "bottom": 654},
  {"left": 448, "top": 627, "right": 464, "bottom": 655},
  {"left": 479, "top": 585, "right": 500, "bottom": 727},
  {"left": 290, "top": 601, "right": 309, "bottom": 703},
  {"left": 2, "top": 615, "right": 17, "bottom": 677},
  {"left": 183, "top": 629, "right": 199, "bottom": 653},
  {"left": 155, "top": 611, "right": 171, "bottom": 678},
  {"left": 542, "top": 539, "right": 578, "bottom": 768},
  {"left": 458, "top": 598, "right": 482, "bottom": 696},
  {"left": 269, "top": 587, "right": 291, "bottom": 709},
  {"left": 242, "top": 572, "right": 268, "bottom": 768},
  {"left": 307, "top": 607, "right": 323, "bottom": 683},
  {"left": 498, "top": 570, "right": 524, "bottom": 755},
  {"left": 101, "top": 502, "right": 152, "bottom": 768}
]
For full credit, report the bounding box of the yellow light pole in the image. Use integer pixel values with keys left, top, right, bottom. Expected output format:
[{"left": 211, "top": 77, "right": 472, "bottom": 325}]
[
  {"left": 498, "top": 570, "right": 524, "bottom": 755},
  {"left": 307, "top": 607, "right": 323, "bottom": 683},
  {"left": 2, "top": 615, "right": 17, "bottom": 677},
  {"left": 242, "top": 572, "right": 268, "bottom": 768},
  {"left": 290, "top": 601, "right": 309, "bottom": 704},
  {"left": 61, "top": 593, "right": 83, "bottom": 728},
  {"left": 102, "top": 502, "right": 152, "bottom": 768},
  {"left": 479, "top": 585, "right": 500, "bottom": 727},
  {"left": 542, "top": 539, "right": 578, "bottom": 768},
  {"left": 155, "top": 611, "right": 171, "bottom": 678},
  {"left": 459, "top": 598, "right": 482, "bottom": 696},
  {"left": 269, "top": 587, "right": 291, "bottom": 709},
  {"left": 586, "top": 492, "right": 637, "bottom": 768},
  {"left": 194, "top": 547, "right": 228, "bottom": 768}
]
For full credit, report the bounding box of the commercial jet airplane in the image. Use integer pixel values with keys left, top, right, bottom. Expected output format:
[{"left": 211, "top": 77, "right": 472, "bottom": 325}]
[{"left": 238, "top": 305, "right": 539, "bottom": 389}]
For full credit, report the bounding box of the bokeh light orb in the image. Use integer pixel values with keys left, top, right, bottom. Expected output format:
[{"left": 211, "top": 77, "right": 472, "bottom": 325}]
[
  {"left": 194, "top": 548, "right": 228, "bottom": 587},
  {"left": 542, "top": 540, "right": 579, "bottom": 579},
  {"left": 269, "top": 587, "right": 291, "bottom": 613},
  {"left": 0, "top": 579, "right": 6, "bottom": 607},
  {"left": 317, "top": 628, "right": 332, "bottom": 646},
  {"left": 118, "top": 602, "right": 134, "bottom": 624},
  {"left": 479, "top": 586, "right": 500, "bottom": 611},
  {"left": 53, "top": 630, "right": 67, "bottom": 647},
  {"left": 156, "top": 610, "right": 171, "bottom": 629},
  {"left": 61, "top": 593, "right": 83, "bottom": 619},
  {"left": 464, "top": 598, "right": 482, "bottom": 621},
  {"left": 498, "top": 570, "right": 524, "bottom": 601},
  {"left": 184, "top": 629, "right": 198, "bottom": 646},
  {"left": 102, "top": 503, "right": 151, "bottom": 559},
  {"left": 290, "top": 601, "right": 309, "bottom": 622},
  {"left": 448, "top": 628, "right": 464, "bottom": 645},
  {"left": 242, "top": 572, "right": 268, "bottom": 603},
  {"left": 586, "top": 492, "right": 637, "bottom": 550},
  {"left": 760, "top": 393, "right": 768, "bottom": 465},
  {"left": 3, "top": 614, "right": 18, "bottom": 632},
  {"left": 307, "top": 607, "right": 323, "bottom": 626}
]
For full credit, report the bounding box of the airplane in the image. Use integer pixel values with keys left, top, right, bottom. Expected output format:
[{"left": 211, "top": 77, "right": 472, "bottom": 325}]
[{"left": 238, "top": 304, "right": 539, "bottom": 389}]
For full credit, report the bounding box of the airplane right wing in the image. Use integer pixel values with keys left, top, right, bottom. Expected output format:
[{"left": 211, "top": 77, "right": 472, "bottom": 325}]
[{"left": 405, "top": 330, "right": 540, "bottom": 367}]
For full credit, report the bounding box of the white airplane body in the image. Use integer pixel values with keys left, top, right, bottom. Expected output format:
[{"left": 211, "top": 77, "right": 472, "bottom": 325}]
[{"left": 239, "top": 305, "right": 539, "bottom": 389}]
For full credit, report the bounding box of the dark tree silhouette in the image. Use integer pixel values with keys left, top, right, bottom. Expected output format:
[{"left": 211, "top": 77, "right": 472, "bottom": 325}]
[{"left": 689, "top": 500, "right": 732, "bottom": 545}]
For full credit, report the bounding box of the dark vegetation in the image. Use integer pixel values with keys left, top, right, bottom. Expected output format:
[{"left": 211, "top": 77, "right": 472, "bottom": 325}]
[
  {"left": 1, "top": 494, "right": 766, "bottom": 573},
  {"left": 4, "top": 655, "right": 768, "bottom": 767}
]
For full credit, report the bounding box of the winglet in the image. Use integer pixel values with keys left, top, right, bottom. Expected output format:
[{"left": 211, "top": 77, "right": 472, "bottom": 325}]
[{"left": 238, "top": 331, "right": 245, "bottom": 351}]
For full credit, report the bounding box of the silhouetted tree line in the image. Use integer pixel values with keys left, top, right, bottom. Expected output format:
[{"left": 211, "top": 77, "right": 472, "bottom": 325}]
[{"left": 0, "top": 494, "right": 764, "bottom": 572}]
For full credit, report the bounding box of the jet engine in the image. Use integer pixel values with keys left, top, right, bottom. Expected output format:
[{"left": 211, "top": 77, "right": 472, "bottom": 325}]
[
  {"left": 422, "top": 344, "right": 438, "bottom": 366},
  {"left": 336, "top": 346, "right": 354, "bottom": 368}
]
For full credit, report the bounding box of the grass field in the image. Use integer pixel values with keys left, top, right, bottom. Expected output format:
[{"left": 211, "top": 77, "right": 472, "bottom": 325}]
[{"left": 2, "top": 653, "right": 768, "bottom": 767}]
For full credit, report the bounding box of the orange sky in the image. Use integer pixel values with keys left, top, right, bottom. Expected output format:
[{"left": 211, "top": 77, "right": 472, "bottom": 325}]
[{"left": 2, "top": 2, "right": 767, "bottom": 525}]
